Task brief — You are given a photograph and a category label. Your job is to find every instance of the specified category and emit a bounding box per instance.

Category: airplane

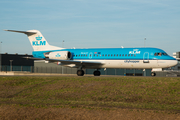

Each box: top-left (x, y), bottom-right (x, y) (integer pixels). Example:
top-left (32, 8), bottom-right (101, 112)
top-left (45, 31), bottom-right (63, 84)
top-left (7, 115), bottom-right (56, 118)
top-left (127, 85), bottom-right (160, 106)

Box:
top-left (4, 29), bottom-right (178, 76)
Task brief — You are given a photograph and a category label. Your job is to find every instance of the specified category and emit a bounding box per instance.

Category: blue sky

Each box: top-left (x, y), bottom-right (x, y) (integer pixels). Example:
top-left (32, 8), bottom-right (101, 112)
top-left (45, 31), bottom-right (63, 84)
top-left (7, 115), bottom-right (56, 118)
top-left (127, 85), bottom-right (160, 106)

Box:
top-left (0, 0), bottom-right (180, 55)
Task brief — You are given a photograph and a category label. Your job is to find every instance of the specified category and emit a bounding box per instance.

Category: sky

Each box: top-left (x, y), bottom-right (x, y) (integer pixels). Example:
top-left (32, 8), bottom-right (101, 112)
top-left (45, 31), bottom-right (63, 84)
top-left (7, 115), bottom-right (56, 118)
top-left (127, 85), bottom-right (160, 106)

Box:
top-left (0, 0), bottom-right (180, 55)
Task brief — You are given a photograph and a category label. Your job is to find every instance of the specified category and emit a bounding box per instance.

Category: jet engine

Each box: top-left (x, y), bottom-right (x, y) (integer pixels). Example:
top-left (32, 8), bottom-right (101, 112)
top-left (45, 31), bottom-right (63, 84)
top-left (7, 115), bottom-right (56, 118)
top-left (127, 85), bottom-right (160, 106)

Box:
top-left (44, 51), bottom-right (72, 60)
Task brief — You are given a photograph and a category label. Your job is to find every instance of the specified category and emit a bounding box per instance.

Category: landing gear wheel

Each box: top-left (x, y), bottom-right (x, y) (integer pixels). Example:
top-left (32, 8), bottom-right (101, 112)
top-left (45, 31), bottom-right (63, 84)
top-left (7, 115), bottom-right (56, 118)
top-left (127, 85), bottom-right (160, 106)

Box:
top-left (151, 72), bottom-right (156, 76)
top-left (93, 70), bottom-right (101, 76)
top-left (77, 70), bottom-right (84, 76)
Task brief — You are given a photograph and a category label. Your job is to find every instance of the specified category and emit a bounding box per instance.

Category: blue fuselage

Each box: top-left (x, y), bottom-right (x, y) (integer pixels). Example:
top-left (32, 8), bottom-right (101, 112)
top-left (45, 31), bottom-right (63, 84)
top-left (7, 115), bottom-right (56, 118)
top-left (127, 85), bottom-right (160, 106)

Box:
top-left (32, 47), bottom-right (176, 61)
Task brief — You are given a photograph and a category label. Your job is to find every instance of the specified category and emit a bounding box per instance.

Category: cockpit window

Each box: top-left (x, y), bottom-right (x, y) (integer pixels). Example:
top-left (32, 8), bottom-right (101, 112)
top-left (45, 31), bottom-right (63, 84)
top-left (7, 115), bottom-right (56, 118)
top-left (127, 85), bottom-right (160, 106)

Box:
top-left (162, 53), bottom-right (168, 56)
top-left (154, 52), bottom-right (168, 56)
top-left (158, 53), bottom-right (162, 56)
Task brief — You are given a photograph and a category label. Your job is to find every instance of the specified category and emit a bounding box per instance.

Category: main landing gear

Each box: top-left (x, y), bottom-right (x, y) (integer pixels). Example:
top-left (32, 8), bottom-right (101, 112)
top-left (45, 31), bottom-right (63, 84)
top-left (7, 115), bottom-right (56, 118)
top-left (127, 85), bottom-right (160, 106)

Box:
top-left (93, 70), bottom-right (101, 76)
top-left (77, 70), bottom-right (84, 76)
top-left (76, 69), bottom-right (101, 76)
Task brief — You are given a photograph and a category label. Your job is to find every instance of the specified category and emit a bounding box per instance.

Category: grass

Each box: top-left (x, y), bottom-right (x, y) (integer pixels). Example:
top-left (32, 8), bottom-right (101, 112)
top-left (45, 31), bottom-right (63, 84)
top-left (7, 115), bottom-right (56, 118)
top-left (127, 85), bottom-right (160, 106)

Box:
top-left (0, 76), bottom-right (180, 119)
top-left (0, 76), bottom-right (180, 111)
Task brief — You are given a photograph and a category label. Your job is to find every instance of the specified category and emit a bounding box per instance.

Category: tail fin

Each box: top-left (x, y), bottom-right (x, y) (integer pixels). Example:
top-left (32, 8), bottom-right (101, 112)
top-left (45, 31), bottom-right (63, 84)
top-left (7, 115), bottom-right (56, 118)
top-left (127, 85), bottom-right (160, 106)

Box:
top-left (4, 29), bottom-right (64, 51)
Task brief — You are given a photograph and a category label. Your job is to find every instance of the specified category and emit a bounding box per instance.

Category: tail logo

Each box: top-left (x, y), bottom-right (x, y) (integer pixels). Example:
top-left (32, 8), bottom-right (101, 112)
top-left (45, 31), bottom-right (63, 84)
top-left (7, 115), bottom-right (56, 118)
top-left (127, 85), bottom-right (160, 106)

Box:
top-left (55, 53), bottom-right (61, 57)
top-left (32, 35), bottom-right (46, 46)
top-left (36, 35), bottom-right (42, 40)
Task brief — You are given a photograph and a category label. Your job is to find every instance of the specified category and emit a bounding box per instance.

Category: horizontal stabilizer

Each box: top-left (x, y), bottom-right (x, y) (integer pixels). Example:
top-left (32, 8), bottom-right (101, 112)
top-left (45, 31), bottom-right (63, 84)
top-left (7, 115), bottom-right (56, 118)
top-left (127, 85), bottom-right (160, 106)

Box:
top-left (4, 29), bottom-right (36, 36)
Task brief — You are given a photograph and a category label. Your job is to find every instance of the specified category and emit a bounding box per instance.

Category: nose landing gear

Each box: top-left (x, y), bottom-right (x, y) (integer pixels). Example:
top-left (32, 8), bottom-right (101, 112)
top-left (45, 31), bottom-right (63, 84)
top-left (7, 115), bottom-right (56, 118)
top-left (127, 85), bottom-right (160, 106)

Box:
top-left (151, 72), bottom-right (156, 76)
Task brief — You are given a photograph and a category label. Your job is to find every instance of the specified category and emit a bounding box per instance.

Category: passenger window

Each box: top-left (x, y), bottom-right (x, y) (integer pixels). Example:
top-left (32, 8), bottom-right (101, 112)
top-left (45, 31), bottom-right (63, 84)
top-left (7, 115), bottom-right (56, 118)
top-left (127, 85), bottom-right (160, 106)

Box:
top-left (131, 54), bottom-right (133, 56)
top-left (108, 54), bottom-right (110, 56)
top-left (117, 54), bottom-right (118, 56)
top-left (128, 54), bottom-right (130, 56)
top-left (125, 54), bottom-right (127, 56)
top-left (122, 54), bottom-right (124, 56)
top-left (111, 54), bottom-right (113, 56)
top-left (134, 54), bottom-right (136, 56)
top-left (120, 54), bottom-right (121, 56)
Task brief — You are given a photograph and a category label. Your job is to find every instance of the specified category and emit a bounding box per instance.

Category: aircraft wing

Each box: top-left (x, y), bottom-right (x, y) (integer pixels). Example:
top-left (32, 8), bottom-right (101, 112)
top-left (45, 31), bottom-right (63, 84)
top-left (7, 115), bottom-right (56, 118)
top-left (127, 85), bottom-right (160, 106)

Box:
top-left (24, 57), bottom-right (104, 66)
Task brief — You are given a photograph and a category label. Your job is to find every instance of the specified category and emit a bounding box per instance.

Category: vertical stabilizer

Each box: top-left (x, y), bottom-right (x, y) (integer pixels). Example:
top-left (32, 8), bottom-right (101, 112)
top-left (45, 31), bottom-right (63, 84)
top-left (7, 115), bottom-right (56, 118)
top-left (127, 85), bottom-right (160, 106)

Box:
top-left (4, 29), bottom-right (64, 51)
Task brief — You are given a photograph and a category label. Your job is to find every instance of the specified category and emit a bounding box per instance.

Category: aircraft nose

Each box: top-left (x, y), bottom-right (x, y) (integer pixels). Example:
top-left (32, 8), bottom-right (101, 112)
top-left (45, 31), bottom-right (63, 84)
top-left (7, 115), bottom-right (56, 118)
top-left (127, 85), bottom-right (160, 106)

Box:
top-left (170, 60), bottom-right (178, 67)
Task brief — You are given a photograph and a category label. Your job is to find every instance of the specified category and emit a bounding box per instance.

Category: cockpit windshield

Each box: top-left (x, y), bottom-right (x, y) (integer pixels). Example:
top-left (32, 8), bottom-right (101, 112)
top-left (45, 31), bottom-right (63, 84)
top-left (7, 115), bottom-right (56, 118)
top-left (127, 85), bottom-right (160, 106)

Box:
top-left (154, 52), bottom-right (168, 56)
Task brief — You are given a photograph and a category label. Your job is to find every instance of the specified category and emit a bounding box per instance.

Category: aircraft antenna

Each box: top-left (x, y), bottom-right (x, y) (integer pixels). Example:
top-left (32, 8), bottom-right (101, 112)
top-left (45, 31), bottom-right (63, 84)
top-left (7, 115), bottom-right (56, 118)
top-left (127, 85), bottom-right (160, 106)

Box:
top-left (144, 38), bottom-right (146, 47)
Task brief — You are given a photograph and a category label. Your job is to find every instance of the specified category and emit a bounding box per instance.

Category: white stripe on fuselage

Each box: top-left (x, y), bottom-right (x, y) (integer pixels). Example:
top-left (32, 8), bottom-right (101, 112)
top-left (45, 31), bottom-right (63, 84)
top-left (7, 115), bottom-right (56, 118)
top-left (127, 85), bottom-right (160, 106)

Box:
top-left (66, 59), bottom-right (177, 69)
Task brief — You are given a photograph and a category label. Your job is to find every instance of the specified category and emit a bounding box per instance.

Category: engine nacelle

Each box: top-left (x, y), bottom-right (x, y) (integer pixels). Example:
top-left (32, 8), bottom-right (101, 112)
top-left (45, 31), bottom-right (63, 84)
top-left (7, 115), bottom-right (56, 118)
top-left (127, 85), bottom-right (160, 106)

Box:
top-left (44, 51), bottom-right (72, 60)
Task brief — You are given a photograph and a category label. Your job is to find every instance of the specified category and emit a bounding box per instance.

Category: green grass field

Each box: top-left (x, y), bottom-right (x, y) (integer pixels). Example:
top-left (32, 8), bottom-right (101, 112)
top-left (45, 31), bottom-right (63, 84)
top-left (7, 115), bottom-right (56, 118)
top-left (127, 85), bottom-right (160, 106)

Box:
top-left (0, 76), bottom-right (180, 119)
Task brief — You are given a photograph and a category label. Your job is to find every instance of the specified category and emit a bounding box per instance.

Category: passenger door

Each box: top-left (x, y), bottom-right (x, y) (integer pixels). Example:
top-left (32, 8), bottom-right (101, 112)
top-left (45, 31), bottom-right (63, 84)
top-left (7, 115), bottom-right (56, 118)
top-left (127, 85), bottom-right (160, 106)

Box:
top-left (143, 52), bottom-right (149, 63)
